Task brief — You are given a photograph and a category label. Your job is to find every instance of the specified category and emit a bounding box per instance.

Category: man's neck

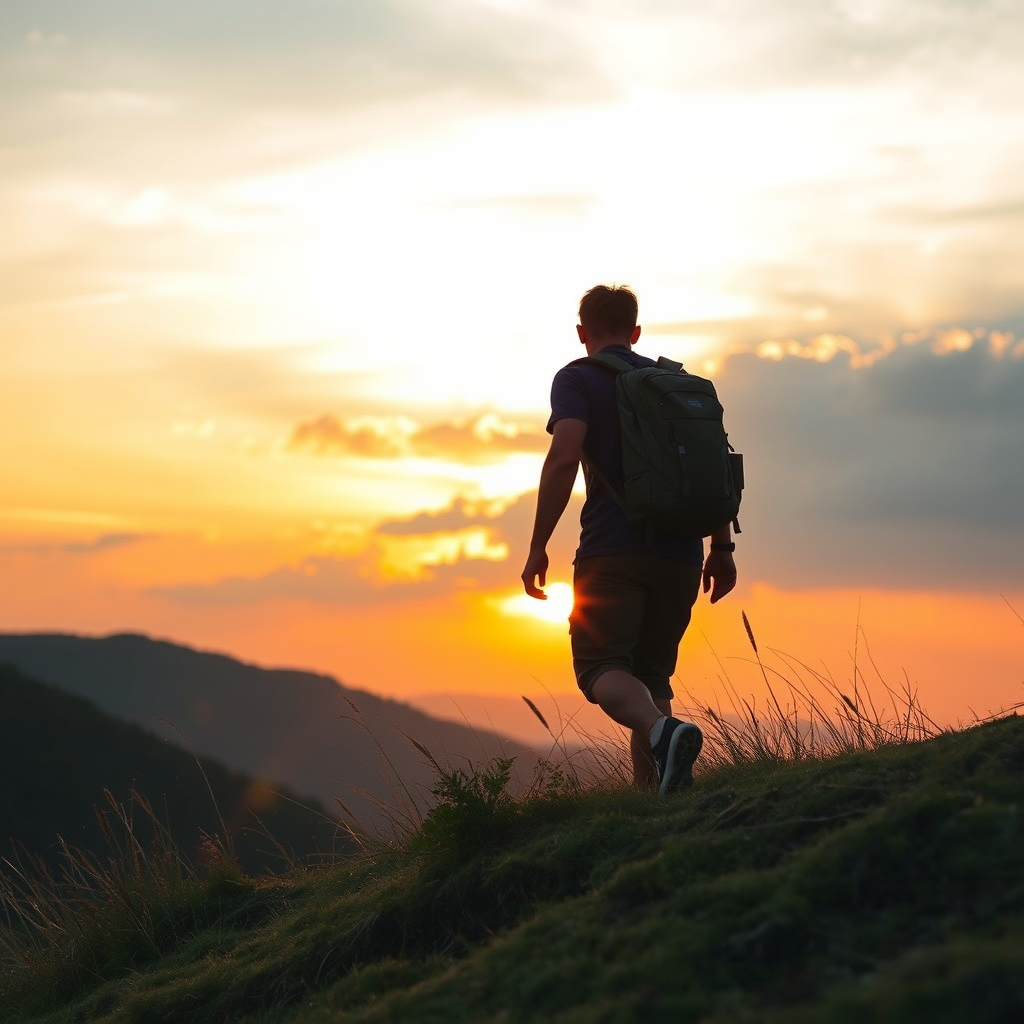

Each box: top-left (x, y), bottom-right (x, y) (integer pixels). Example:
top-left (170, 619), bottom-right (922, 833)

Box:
top-left (587, 339), bottom-right (633, 357)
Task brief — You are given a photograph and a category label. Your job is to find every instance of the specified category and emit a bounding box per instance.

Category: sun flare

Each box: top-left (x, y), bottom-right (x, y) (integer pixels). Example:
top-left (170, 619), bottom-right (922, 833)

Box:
top-left (497, 582), bottom-right (575, 625)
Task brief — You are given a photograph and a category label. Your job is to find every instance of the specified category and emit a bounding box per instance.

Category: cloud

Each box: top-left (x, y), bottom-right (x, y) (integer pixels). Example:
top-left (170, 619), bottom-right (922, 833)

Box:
top-left (375, 497), bottom-right (508, 536)
top-left (891, 197), bottom-right (1024, 226)
top-left (5, 0), bottom-right (1023, 358)
top-left (25, 30), bottom-right (68, 47)
top-left (2, 532), bottom-right (153, 556)
top-left (0, 1), bottom-right (608, 291)
top-left (2, 1), bottom-right (600, 116)
top-left (665, 0), bottom-right (1024, 93)
top-left (372, 491), bottom-right (548, 547)
top-left (716, 329), bottom-right (1024, 589)
top-left (151, 553), bottom-right (396, 608)
top-left (286, 415), bottom-right (414, 458)
top-left (285, 413), bottom-right (548, 463)
top-left (63, 532), bottom-right (153, 554)
top-left (150, 542), bottom-right (515, 608)
top-left (149, 491), bottom-right (575, 608)
top-left (414, 415), bottom-right (549, 461)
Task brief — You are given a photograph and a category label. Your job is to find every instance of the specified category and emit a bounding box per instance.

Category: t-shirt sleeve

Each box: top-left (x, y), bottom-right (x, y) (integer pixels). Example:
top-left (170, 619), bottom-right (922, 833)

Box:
top-left (546, 366), bottom-right (589, 435)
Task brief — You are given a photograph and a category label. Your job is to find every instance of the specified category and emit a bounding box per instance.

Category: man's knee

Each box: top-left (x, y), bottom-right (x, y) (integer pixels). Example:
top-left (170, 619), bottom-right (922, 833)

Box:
top-left (576, 659), bottom-right (631, 703)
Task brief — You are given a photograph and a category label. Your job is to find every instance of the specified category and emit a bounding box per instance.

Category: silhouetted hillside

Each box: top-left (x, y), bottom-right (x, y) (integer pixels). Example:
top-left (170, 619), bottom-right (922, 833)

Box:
top-left (0, 633), bottom-right (541, 830)
top-left (3, 713), bottom-right (1022, 1023)
top-left (0, 664), bottom-right (347, 874)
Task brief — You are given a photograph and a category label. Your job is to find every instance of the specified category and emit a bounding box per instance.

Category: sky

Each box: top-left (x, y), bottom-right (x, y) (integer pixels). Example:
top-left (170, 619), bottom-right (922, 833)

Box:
top-left (2, 0), bottom-right (1022, 747)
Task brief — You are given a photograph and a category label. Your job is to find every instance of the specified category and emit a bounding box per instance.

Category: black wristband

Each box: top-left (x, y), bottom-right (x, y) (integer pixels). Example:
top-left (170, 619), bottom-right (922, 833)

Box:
top-left (710, 542), bottom-right (736, 552)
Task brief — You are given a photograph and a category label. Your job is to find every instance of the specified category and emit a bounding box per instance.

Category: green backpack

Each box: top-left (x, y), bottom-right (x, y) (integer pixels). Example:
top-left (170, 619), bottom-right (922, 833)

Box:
top-left (571, 352), bottom-right (744, 538)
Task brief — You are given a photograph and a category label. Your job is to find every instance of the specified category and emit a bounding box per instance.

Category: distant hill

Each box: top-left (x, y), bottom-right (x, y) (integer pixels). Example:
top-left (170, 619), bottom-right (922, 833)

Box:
top-left (0, 664), bottom-right (348, 874)
top-left (0, 632), bottom-right (541, 831)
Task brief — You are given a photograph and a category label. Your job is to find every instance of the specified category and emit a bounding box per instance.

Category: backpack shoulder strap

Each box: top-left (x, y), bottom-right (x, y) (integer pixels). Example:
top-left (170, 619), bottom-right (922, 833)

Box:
top-left (563, 352), bottom-right (639, 522)
top-left (570, 353), bottom-right (685, 375)
top-left (568, 352), bottom-right (636, 375)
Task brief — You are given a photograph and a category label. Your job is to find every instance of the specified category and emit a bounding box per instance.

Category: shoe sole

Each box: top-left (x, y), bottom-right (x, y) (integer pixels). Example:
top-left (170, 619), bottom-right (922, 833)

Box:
top-left (658, 723), bottom-right (703, 795)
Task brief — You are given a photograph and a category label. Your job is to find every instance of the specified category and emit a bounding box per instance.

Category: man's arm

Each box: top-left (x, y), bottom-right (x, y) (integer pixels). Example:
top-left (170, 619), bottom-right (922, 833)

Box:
top-left (521, 417), bottom-right (587, 599)
top-left (702, 524), bottom-right (737, 605)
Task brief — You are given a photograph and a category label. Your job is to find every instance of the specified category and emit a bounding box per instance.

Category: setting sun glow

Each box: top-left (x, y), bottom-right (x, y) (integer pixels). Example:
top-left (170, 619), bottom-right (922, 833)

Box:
top-left (498, 582), bottom-right (575, 625)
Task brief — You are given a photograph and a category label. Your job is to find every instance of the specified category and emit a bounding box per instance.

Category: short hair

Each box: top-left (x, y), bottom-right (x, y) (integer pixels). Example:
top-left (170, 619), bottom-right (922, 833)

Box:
top-left (578, 284), bottom-right (638, 338)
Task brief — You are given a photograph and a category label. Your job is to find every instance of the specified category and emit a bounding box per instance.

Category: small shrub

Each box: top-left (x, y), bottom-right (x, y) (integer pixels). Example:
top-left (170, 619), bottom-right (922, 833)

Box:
top-left (412, 757), bottom-right (517, 856)
top-left (527, 757), bottom-right (584, 802)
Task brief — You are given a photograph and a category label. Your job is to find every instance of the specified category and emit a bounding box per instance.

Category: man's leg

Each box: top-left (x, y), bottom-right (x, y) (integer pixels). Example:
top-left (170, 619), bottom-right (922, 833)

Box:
top-left (626, 561), bottom-right (704, 790)
top-left (590, 670), bottom-right (671, 789)
top-left (573, 555), bottom-right (701, 792)
top-left (630, 696), bottom-right (673, 790)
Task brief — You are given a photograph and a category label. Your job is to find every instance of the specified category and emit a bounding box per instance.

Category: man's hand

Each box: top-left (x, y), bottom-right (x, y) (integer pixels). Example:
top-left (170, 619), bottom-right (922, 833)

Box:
top-left (702, 550), bottom-right (737, 604)
top-left (521, 548), bottom-right (549, 599)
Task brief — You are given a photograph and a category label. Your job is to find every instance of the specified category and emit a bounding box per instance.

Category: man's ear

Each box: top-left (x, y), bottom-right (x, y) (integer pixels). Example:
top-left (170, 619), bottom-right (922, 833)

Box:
top-left (576, 324), bottom-right (587, 344)
top-left (630, 325), bottom-right (641, 346)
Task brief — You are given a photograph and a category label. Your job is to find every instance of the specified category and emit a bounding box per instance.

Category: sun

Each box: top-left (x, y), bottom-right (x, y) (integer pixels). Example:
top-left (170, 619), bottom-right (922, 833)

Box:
top-left (497, 582), bottom-right (575, 625)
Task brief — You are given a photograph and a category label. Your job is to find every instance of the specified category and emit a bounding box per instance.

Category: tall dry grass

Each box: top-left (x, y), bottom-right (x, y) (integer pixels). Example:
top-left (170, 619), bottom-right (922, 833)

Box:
top-left (520, 608), bottom-right (1023, 785)
top-left (0, 788), bottom-right (238, 974)
top-left (674, 611), bottom-right (947, 771)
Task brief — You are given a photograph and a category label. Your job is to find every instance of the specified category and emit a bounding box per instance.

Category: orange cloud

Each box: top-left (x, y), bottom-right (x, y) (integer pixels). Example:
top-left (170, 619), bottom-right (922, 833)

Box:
top-left (1, 532), bottom-right (154, 556)
top-left (748, 326), bottom-right (1023, 371)
top-left (285, 415), bottom-right (415, 457)
top-left (286, 413), bottom-right (547, 463)
top-left (375, 496), bottom-right (516, 536)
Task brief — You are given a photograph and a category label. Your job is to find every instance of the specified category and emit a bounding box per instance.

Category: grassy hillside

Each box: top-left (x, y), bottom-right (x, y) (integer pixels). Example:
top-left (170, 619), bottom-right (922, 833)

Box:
top-left (0, 664), bottom-right (348, 875)
top-left (2, 713), bottom-right (1022, 1023)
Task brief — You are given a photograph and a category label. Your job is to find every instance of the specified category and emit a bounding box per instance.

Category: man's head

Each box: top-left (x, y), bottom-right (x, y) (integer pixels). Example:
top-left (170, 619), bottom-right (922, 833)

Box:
top-left (577, 284), bottom-right (640, 349)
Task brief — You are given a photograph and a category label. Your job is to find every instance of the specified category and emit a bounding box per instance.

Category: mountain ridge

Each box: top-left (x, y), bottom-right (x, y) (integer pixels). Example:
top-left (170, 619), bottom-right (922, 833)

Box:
top-left (0, 631), bottom-right (543, 830)
top-left (0, 663), bottom-right (346, 873)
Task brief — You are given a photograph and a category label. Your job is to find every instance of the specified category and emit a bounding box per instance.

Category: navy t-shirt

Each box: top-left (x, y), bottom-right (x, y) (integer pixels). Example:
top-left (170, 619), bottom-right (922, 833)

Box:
top-left (547, 345), bottom-right (704, 566)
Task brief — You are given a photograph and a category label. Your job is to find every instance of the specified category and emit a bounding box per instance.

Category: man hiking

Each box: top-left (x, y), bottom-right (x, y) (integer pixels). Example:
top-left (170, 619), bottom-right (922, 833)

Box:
top-left (521, 284), bottom-right (738, 793)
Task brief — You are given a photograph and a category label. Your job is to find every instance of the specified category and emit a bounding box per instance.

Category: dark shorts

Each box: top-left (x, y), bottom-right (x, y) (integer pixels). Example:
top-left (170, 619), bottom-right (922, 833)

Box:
top-left (570, 553), bottom-right (703, 703)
